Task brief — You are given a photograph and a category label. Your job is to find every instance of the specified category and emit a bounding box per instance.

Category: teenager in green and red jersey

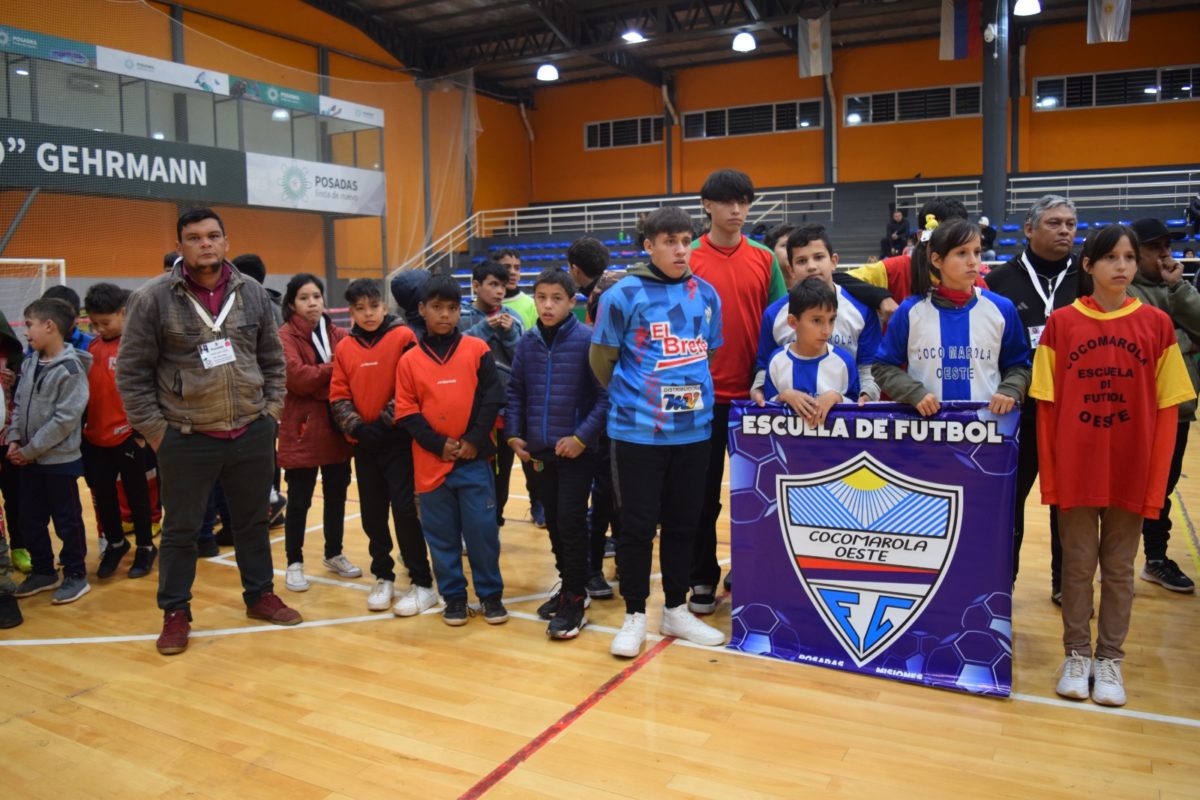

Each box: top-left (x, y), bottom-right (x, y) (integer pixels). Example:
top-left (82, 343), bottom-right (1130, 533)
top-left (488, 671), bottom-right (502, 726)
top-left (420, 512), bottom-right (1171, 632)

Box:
top-left (687, 169), bottom-right (786, 613)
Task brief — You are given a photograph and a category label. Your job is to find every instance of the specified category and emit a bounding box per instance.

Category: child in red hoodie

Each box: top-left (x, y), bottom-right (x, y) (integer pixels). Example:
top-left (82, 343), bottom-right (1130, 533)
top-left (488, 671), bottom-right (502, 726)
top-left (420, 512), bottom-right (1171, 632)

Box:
top-left (82, 283), bottom-right (156, 579)
top-left (330, 279), bottom-right (435, 617)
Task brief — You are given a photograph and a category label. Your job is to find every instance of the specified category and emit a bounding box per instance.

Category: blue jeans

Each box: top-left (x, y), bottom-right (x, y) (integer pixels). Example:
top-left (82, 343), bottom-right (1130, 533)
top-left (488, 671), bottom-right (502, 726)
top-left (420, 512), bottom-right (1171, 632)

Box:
top-left (418, 459), bottom-right (503, 601)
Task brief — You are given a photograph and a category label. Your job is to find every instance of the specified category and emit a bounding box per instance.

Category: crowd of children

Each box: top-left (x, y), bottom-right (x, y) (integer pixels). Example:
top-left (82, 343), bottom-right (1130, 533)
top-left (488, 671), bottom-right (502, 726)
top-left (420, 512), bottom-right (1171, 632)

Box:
top-left (0, 186), bottom-right (1193, 712)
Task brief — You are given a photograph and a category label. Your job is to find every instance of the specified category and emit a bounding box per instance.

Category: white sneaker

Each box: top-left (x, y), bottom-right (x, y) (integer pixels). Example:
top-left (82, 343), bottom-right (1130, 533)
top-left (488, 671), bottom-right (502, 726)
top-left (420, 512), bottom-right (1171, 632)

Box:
top-left (367, 579), bottom-right (395, 611)
top-left (1055, 651), bottom-right (1091, 700)
top-left (661, 604), bottom-right (726, 646)
top-left (285, 562), bottom-right (310, 592)
top-left (322, 554), bottom-right (363, 578)
top-left (1091, 657), bottom-right (1127, 706)
top-left (610, 612), bottom-right (647, 658)
top-left (393, 584), bottom-right (439, 617)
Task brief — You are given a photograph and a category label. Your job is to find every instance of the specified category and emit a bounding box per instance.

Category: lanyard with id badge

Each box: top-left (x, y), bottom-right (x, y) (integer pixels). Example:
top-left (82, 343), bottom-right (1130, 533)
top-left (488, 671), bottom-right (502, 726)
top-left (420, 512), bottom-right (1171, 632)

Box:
top-left (188, 293), bottom-right (238, 369)
top-left (1021, 253), bottom-right (1071, 350)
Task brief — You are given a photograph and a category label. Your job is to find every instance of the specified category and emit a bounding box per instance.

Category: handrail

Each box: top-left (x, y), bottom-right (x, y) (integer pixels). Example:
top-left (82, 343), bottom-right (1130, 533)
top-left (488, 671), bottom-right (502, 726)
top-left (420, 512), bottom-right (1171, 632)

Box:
top-left (396, 186), bottom-right (835, 275)
top-left (1006, 168), bottom-right (1199, 215)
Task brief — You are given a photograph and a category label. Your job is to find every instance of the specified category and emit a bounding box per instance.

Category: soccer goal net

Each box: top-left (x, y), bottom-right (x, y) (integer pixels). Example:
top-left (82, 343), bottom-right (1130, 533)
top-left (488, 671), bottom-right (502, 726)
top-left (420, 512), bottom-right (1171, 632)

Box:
top-left (0, 259), bottom-right (66, 327)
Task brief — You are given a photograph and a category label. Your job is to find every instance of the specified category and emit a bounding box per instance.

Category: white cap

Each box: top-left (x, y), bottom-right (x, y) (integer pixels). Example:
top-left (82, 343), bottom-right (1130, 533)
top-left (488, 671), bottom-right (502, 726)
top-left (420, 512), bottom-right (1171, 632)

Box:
top-left (979, 216), bottom-right (990, 226)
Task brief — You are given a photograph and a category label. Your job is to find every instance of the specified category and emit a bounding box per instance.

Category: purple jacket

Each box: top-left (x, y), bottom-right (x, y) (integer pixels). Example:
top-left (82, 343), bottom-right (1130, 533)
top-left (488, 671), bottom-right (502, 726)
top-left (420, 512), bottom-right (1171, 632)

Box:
top-left (506, 315), bottom-right (608, 454)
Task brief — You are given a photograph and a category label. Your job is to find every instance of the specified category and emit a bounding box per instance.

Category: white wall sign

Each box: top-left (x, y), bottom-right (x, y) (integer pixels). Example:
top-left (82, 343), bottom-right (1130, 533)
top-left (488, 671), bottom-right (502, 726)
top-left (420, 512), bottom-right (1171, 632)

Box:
top-left (245, 152), bottom-right (385, 216)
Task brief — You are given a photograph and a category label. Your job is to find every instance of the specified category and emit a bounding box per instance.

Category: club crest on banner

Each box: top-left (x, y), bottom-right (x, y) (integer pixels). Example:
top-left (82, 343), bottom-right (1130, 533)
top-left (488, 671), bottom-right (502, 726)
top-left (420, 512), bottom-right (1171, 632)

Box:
top-left (777, 452), bottom-right (962, 667)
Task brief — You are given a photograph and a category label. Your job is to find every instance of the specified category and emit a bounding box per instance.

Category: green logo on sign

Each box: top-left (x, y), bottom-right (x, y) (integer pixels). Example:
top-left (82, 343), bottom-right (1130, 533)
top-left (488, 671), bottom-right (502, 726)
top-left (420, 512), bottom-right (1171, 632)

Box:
top-left (279, 163), bottom-right (310, 203)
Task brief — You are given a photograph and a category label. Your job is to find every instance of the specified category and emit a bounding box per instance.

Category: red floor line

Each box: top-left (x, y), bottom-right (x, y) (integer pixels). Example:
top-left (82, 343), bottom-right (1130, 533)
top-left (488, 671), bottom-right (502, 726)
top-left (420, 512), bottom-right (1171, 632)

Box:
top-left (458, 635), bottom-right (676, 800)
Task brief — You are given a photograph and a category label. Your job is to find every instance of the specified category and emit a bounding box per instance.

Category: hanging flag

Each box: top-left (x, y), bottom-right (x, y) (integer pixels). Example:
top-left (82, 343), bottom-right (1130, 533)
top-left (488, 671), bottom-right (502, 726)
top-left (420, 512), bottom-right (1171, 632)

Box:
top-left (1087, 0), bottom-right (1131, 44)
top-left (797, 12), bottom-right (832, 78)
top-left (939, 0), bottom-right (981, 61)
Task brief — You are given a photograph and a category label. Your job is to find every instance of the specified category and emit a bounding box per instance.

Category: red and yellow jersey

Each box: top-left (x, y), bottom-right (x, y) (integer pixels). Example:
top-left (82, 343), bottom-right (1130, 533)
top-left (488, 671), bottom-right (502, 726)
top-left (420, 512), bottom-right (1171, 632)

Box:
top-left (84, 335), bottom-right (133, 447)
top-left (1030, 296), bottom-right (1195, 517)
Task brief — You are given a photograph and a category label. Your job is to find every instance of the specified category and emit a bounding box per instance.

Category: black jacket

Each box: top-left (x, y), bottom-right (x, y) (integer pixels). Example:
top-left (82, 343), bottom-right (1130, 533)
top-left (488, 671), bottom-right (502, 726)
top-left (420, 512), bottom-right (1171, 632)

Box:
top-left (984, 248), bottom-right (1081, 337)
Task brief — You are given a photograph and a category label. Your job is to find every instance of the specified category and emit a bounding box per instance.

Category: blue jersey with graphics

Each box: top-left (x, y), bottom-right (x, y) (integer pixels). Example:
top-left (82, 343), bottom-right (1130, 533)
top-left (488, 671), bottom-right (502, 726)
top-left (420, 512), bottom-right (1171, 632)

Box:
top-left (762, 343), bottom-right (860, 402)
top-left (593, 271), bottom-right (723, 445)
top-left (876, 289), bottom-right (1030, 401)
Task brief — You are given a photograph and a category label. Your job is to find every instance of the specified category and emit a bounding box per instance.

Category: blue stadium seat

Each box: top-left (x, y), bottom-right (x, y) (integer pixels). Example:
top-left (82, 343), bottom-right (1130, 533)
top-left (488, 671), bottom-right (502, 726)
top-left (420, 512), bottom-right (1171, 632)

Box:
top-left (1118, 220), bottom-right (1131, 226)
top-left (1076, 222), bottom-right (1088, 230)
top-left (1001, 224), bottom-right (1020, 232)
top-left (603, 239), bottom-right (618, 247)
top-left (998, 238), bottom-right (1018, 247)
top-left (1167, 219), bottom-right (1187, 227)
top-left (1093, 220), bottom-right (1113, 227)
top-left (1074, 237), bottom-right (1085, 244)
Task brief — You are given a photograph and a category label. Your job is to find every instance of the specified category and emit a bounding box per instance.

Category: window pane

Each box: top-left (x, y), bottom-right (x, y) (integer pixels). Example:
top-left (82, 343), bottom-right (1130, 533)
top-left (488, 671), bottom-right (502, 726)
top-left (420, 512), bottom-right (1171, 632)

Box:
top-left (775, 102), bottom-right (798, 131)
top-left (1065, 75), bottom-right (1093, 107)
top-left (924, 87), bottom-right (952, 118)
top-left (120, 79), bottom-right (147, 136)
top-left (147, 84), bottom-right (179, 142)
top-left (243, 100), bottom-right (293, 156)
top-left (1095, 69), bottom-right (1156, 106)
top-left (639, 117), bottom-right (652, 143)
top-left (38, 61), bottom-right (121, 133)
top-left (586, 123), bottom-right (599, 149)
top-left (653, 117), bottom-right (664, 141)
top-left (846, 95), bottom-right (869, 124)
top-left (727, 104), bottom-right (772, 136)
top-left (704, 109), bottom-right (726, 137)
top-left (955, 85), bottom-right (980, 116)
top-left (1161, 67), bottom-right (1193, 101)
top-left (683, 112), bottom-right (704, 139)
top-left (612, 118), bottom-right (638, 147)
top-left (214, 98), bottom-right (239, 149)
top-left (598, 121), bottom-right (610, 148)
top-left (293, 113), bottom-right (318, 161)
top-left (870, 93), bottom-right (895, 123)
top-left (185, 92), bottom-right (215, 146)
top-left (797, 101), bottom-right (821, 128)
top-left (1035, 78), bottom-right (1064, 110)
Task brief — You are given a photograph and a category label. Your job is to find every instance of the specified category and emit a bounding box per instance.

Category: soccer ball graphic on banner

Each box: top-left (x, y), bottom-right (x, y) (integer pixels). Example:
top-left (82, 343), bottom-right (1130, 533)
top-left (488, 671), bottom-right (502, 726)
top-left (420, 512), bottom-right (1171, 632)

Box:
top-left (728, 429), bottom-right (789, 524)
top-left (924, 592), bottom-right (1013, 693)
top-left (730, 603), bottom-right (802, 659)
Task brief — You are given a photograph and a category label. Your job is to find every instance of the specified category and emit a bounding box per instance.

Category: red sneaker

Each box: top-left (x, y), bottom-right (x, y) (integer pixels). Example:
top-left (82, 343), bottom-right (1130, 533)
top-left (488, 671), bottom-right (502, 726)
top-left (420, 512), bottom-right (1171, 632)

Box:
top-left (156, 610), bottom-right (190, 655)
top-left (246, 592), bottom-right (302, 625)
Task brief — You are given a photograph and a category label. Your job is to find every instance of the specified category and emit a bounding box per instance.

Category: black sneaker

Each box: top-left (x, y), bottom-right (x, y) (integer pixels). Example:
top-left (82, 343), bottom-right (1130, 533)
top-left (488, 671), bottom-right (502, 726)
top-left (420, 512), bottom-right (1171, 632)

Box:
top-left (604, 537), bottom-right (616, 559)
top-left (723, 571), bottom-right (732, 591)
top-left (97, 538), bottom-right (131, 579)
top-left (586, 573), bottom-right (614, 599)
top-left (537, 590), bottom-right (562, 620)
top-left (0, 594), bottom-right (22, 629)
top-left (443, 596), bottom-right (470, 626)
top-left (129, 545), bottom-right (158, 579)
top-left (1051, 585), bottom-right (1062, 606)
top-left (547, 592), bottom-right (587, 639)
top-left (1141, 558), bottom-right (1196, 593)
top-left (481, 596), bottom-right (508, 625)
top-left (687, 585), bottom-right (717, 615)
top-left (197, 537), bottom-right (220, 558)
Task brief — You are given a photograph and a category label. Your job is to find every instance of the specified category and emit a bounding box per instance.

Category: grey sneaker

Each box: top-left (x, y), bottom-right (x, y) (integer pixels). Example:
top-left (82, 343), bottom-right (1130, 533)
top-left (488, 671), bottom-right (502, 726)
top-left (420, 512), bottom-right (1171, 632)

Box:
top-left (14, 572), bottom-right (62, 598)
top-left (51, 575), bottom-right (91, 605)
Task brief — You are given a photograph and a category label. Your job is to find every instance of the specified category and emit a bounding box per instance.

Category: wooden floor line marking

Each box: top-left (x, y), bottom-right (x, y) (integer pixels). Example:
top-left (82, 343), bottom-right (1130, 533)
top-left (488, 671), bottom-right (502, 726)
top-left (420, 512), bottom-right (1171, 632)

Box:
top-left (1171, 487), bottom-right (1200, 579)
top-left (457, 635), bottom-right (675, 800)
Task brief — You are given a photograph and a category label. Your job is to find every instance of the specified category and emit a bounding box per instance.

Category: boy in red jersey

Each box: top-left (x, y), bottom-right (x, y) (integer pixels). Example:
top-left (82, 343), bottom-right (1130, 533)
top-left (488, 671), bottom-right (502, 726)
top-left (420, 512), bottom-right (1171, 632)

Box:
top-left (330, 279), bottom-right (436, 616)
top-left (396, 274), bottom-right (507, 627)
top-left (687, 169), bottom-right (786, 609)
top-left (82, 283), bottom-right (156, 579)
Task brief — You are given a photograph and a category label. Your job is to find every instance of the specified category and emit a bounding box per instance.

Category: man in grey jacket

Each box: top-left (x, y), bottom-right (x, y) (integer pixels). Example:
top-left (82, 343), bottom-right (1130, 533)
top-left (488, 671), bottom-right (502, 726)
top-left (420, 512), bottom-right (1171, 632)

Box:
top-left (1126, 218), bottom-right (1200, 594)
top-left (117, 208), bottom-right (298, 655)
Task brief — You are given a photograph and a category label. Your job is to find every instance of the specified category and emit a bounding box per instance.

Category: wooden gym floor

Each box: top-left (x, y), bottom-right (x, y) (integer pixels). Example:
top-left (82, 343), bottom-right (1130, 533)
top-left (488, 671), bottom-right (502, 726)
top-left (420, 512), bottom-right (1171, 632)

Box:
top-left (3, 433), bottom-right (1200, 799)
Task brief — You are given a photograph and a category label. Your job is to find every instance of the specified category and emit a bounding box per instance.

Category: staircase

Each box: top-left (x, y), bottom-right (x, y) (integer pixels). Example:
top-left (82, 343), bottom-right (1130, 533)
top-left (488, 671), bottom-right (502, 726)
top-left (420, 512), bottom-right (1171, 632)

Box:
top-left (828, 180), bottom-right (896, 264)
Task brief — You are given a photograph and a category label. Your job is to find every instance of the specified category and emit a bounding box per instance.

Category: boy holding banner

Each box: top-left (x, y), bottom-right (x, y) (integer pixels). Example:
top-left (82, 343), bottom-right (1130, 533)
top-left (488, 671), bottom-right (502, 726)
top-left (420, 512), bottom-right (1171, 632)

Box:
top-left (752, 224), bottom-right (881, 407)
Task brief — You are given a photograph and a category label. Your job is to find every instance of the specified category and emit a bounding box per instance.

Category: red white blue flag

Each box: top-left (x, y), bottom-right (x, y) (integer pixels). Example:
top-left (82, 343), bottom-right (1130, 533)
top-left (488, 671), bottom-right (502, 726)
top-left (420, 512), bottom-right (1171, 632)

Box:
top-left (939, 0), bottom-right (981, 61)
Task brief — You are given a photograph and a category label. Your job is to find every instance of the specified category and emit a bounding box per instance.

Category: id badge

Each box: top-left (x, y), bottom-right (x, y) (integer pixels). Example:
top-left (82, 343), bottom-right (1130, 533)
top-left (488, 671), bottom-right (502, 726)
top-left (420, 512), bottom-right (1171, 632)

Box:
top-left (1027, 325), bottom-right (1045, 350)
top-left (661, 384), bottom-right (704, 413)
top-left (198, 338), bottom-right (236, 369)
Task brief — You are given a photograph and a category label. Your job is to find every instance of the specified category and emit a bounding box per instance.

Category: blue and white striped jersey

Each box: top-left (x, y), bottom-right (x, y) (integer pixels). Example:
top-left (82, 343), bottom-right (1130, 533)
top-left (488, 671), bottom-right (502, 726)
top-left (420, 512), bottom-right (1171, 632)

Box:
top-left (762, 343), bottom-right (860, 402)
top-left (875, 289), bottom-right (1031, 401)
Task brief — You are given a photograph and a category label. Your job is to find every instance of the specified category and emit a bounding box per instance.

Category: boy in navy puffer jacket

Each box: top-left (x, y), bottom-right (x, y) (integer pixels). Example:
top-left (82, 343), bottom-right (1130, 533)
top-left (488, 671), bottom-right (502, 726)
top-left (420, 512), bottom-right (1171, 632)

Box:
top-left (506, 269), bottom-right (608, 640)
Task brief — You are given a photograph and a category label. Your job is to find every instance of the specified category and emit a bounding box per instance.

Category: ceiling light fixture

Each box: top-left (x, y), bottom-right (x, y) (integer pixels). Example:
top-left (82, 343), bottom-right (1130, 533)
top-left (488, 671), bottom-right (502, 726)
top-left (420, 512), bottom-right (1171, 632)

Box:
top-left (1013, 0), bottom-right (1041, 16)
top-left (271, 108), bottom-right (290, 121)
top-left (14, 68), bottom-right (29, 76)
top-left (622, 30), bottom-right (647, 44)
top-left (536, 63), bottom-right (559, 81)
top-left (846, 112), bottom-right (862, 125)
top-left (732, 31), bottom-right (757, 53)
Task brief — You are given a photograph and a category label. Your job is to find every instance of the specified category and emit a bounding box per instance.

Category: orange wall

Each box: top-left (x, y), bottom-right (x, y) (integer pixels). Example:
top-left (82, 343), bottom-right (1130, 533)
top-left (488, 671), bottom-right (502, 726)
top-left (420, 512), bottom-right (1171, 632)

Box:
top-left (1021, 10), bottom-right (1200, 173)
top-left (476, 96), bottom-right (532, 211)
top-left (529, 77), bottom-right (666, 202)
top-left (674, 58), bottom-right (826, 192)
top-left (832, 38), bottom-right (986, 182)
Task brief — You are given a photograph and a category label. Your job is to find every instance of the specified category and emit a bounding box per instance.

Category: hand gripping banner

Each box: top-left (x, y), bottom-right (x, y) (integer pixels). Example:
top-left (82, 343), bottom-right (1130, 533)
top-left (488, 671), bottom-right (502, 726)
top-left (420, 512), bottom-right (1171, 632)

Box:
top-left (727, 401), bottom-right (1020, 697)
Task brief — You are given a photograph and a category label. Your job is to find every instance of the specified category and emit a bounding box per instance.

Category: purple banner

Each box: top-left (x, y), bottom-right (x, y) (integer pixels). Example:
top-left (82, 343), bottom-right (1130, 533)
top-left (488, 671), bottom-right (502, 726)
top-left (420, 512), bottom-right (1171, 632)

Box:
top-left (728, 401), bottom-right (1019, 697)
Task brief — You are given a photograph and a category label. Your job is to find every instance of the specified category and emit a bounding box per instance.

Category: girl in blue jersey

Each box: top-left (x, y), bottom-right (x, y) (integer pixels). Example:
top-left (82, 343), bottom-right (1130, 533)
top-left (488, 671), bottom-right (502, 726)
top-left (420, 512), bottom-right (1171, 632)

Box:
top-left (873, 219), bottom-right (1031, 416)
